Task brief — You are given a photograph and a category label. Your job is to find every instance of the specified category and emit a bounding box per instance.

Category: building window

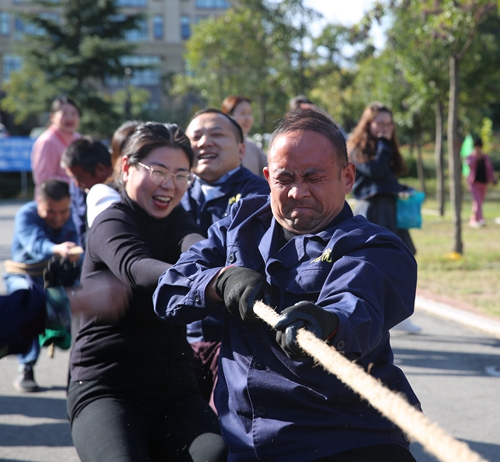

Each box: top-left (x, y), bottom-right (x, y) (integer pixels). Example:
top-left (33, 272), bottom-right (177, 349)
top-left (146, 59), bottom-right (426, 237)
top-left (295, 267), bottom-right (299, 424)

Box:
top-left (195, 0), bottom-right (230, 8)
top-left (195, 15), bottom-right (209, 24)
top-left (122, 55), bottom-right (161, 85)
top-left (14, 17), bottom-right (23, 40)
top-left (116, 0), bottom-right (147, 6)
top-left (153, 15), bottom-right (163, 39)
top-left (125, 19), bottom-right (148, 41)
top-left (13, 13), bottom-right (59, 39)
top-left (0, 12), bottom-right (10, 36)
top-left (3, 54), bottom-right (22, 82)
top-left (181, 16), bottom-right (190, 40)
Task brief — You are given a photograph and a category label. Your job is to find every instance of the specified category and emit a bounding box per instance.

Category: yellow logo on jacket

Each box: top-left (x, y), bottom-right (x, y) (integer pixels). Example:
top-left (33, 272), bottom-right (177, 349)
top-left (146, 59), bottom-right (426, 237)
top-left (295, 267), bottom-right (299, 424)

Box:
top-left (311, 248), bottom-right (333, 264)
top-left (228, 194), bottom-right (242, 206)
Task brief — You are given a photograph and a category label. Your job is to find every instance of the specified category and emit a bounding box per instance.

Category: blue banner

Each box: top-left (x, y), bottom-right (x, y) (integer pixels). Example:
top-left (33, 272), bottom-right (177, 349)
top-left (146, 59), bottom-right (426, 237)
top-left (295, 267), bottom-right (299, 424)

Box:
top-left (0, 137), bottom-right (34, 172)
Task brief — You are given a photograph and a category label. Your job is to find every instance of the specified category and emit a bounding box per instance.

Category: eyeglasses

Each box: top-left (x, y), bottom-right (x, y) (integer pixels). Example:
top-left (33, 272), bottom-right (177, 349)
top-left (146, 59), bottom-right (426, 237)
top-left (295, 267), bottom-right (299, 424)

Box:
top-left (137, 162), bottom-right (193, 187)
top-left (372, 121), bottom-right (393, 128)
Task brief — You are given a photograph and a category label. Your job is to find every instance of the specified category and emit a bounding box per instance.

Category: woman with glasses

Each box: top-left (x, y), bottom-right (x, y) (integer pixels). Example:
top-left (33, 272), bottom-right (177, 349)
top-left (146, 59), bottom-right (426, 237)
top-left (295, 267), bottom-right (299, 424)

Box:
top-left (348, 103), bottom-right (421, 333)
top-left (67, 122), bottom-right (227, 462)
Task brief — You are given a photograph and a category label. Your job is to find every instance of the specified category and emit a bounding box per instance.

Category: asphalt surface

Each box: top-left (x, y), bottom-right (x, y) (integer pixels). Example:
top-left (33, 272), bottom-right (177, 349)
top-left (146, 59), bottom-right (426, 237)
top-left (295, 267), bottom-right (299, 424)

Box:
top-left (0, 200), bottom-right (499, 462)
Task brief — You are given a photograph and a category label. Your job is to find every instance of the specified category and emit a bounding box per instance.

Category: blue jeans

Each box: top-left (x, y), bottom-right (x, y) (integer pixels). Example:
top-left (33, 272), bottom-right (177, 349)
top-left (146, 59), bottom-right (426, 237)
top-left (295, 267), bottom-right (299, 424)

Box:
top-left (4, 274), bottom-right (42, 366)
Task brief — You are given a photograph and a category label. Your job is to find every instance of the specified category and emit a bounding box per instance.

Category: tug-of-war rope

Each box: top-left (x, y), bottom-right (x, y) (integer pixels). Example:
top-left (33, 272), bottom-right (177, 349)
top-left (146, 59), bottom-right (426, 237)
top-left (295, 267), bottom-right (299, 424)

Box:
top-left (253, 301), bottom-right (488, 462)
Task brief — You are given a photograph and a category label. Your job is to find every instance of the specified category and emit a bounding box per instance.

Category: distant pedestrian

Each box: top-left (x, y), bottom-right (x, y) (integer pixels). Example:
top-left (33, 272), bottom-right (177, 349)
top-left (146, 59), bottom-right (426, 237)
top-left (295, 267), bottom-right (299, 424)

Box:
top-left (31, 96), bottom-right (81, 198)
top-left (288, 94), bottom-right (346, 139)
top-left (466, 137), bottom-right (497, 228)
top-left (221, 95), bottom-right (267, 177)
top-left (347, 102), bottom-right (420, 333)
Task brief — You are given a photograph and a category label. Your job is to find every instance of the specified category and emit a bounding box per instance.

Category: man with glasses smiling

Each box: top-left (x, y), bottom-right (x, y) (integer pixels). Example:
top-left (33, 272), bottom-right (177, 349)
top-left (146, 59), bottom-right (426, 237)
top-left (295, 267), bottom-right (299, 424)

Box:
top-left (155, 109), bottom-right (420, 461)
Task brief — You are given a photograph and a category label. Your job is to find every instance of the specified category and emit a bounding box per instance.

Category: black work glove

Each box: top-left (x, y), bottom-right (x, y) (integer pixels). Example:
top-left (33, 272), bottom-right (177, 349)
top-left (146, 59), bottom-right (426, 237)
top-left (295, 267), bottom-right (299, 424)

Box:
top-left (215, 266), bottom-right (273, 322)
top-left (275, 301), bottom-right (339, 361)
top-left (43, 257), bottom-right (81, 289)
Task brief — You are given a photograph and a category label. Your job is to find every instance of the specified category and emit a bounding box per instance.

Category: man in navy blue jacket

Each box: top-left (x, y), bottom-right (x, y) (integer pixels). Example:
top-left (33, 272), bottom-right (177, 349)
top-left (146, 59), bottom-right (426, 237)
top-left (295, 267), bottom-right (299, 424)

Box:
top-left (183, 108), bottom-right (270, 406)
top-left (183, 108), bottom-right (269, 234)
top-left (155, 109), bottom-right (420, 461)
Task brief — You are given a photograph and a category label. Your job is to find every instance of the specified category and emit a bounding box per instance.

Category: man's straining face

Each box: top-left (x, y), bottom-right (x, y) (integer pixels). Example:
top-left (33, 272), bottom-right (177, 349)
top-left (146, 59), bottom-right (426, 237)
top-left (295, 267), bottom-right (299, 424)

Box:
top-left (264, 130), bottom-right (355, 235)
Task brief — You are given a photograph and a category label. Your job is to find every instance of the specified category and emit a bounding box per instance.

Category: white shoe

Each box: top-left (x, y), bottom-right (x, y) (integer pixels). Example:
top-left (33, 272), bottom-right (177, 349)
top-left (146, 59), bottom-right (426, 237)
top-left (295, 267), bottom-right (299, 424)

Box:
top-left (392, 318), bottom-right (422, 334)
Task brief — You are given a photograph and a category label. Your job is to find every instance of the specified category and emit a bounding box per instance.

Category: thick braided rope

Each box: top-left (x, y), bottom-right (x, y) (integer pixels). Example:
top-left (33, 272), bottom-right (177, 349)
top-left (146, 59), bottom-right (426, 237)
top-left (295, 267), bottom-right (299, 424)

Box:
top-left (253, 301), bottom-right (488, 462)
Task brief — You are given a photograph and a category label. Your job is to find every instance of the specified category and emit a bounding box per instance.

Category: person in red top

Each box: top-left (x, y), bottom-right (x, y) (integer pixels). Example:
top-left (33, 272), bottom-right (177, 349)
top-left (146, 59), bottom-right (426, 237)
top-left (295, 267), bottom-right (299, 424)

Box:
top-left (466, 137), bottom-right (497, 227)
top-left (30, 96), bottom-right (81, 197)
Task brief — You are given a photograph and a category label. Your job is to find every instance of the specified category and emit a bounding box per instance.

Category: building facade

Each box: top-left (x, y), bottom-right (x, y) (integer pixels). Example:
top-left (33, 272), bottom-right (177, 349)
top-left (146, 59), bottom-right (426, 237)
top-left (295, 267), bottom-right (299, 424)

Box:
top-left (0, 0), bottom-right (229, 113)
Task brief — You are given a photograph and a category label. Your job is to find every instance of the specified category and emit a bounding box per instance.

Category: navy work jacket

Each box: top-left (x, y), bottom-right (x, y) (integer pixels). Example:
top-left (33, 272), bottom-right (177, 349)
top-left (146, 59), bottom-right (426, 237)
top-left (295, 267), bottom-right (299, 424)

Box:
top-left (182, 166), bottom-right (269, 343)
top-left (181, 166), bottom-right (269, 237)
top-left (351, 138), bottom-right (409, 200)
top-left (154, 195), bottom-right (420, 461)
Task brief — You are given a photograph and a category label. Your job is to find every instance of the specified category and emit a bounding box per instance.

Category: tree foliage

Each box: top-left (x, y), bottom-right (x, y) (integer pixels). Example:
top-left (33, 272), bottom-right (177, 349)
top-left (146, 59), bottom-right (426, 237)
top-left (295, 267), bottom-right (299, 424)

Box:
top-left (172, 0), bottom-right (320, 133)
top-left (1, 0), bottom-right (144, 137)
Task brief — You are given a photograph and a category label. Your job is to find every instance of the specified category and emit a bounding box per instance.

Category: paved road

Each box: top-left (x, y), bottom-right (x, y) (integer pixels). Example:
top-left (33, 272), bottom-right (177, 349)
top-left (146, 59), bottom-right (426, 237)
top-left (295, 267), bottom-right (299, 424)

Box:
top-left (0, 200), bottom-right (499, 462)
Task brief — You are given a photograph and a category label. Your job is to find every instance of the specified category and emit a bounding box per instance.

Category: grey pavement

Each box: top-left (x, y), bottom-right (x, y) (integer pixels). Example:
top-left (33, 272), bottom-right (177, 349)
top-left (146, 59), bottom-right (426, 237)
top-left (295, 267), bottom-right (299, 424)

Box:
top-left (0, 200), bottom-right (499, 462)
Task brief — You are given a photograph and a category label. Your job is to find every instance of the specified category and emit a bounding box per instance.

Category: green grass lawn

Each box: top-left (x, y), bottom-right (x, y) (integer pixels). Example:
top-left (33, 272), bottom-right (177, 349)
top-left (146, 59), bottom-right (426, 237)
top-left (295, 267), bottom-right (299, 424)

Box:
top-left (411, 187), bottom-right (500, 318)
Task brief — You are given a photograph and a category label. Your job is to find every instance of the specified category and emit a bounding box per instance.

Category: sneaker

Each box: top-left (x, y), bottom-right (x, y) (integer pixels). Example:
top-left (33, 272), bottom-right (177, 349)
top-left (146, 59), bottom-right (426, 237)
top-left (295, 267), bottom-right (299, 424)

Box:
top-left (392, 318), bottom-right (422, 334)
top-left (14, 364), bottom-right (40, 392)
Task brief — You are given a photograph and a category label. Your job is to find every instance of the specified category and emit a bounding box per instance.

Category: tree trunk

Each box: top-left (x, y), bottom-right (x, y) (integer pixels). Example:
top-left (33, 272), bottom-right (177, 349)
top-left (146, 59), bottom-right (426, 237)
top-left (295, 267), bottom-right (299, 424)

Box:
top-left (415, 118), bottom-right (426, 193)
top-left (447, 55), bottom-right (463, 254)
top-left (259, 94), bottom-right (266, 135)
top-left (434, 98), bottom-right (445, 216)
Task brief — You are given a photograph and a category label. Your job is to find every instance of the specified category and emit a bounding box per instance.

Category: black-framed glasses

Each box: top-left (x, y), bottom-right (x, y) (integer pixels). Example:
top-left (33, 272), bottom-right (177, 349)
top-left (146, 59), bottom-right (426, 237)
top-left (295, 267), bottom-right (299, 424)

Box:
top-left (137, 162), bottom-right (193, 187)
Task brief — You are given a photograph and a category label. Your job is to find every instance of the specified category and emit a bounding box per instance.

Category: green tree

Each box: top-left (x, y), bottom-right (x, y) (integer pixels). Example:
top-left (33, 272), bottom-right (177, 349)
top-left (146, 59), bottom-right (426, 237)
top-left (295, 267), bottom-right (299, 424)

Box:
top-left (308, 23), bottom-right (371, 130)
top-left (172, 0), bottom-right (319, 133)
top-left (417, 0), bottom-right (497, 255)
top-left (1, 0), bottom-right (143, 137)
top-left (459, 14), bottom-right (500, 131)
top-left (387, 2), bottom-right (450, 214)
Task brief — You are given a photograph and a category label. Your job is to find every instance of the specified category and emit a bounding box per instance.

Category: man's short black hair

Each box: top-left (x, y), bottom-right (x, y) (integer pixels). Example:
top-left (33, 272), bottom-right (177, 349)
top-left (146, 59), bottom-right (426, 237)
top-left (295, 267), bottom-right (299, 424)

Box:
top-left (269, 109), bottom-right (348, 165)
top-left (39, 179), bottom-right (70, 202)
top-left (474, 137), bottom-right (483, 147)
top-left (190, 108), bottom-right (244, 143)
top-left (61, 136), bottom-right (111, 174)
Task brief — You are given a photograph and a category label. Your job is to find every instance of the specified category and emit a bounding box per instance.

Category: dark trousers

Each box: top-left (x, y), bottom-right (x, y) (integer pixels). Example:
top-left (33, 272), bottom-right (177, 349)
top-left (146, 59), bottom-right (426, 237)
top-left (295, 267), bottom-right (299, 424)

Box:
top-left (67, 379), bottom-right (227, 462)
top-left (190, 340), bottom-right (221, 412)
